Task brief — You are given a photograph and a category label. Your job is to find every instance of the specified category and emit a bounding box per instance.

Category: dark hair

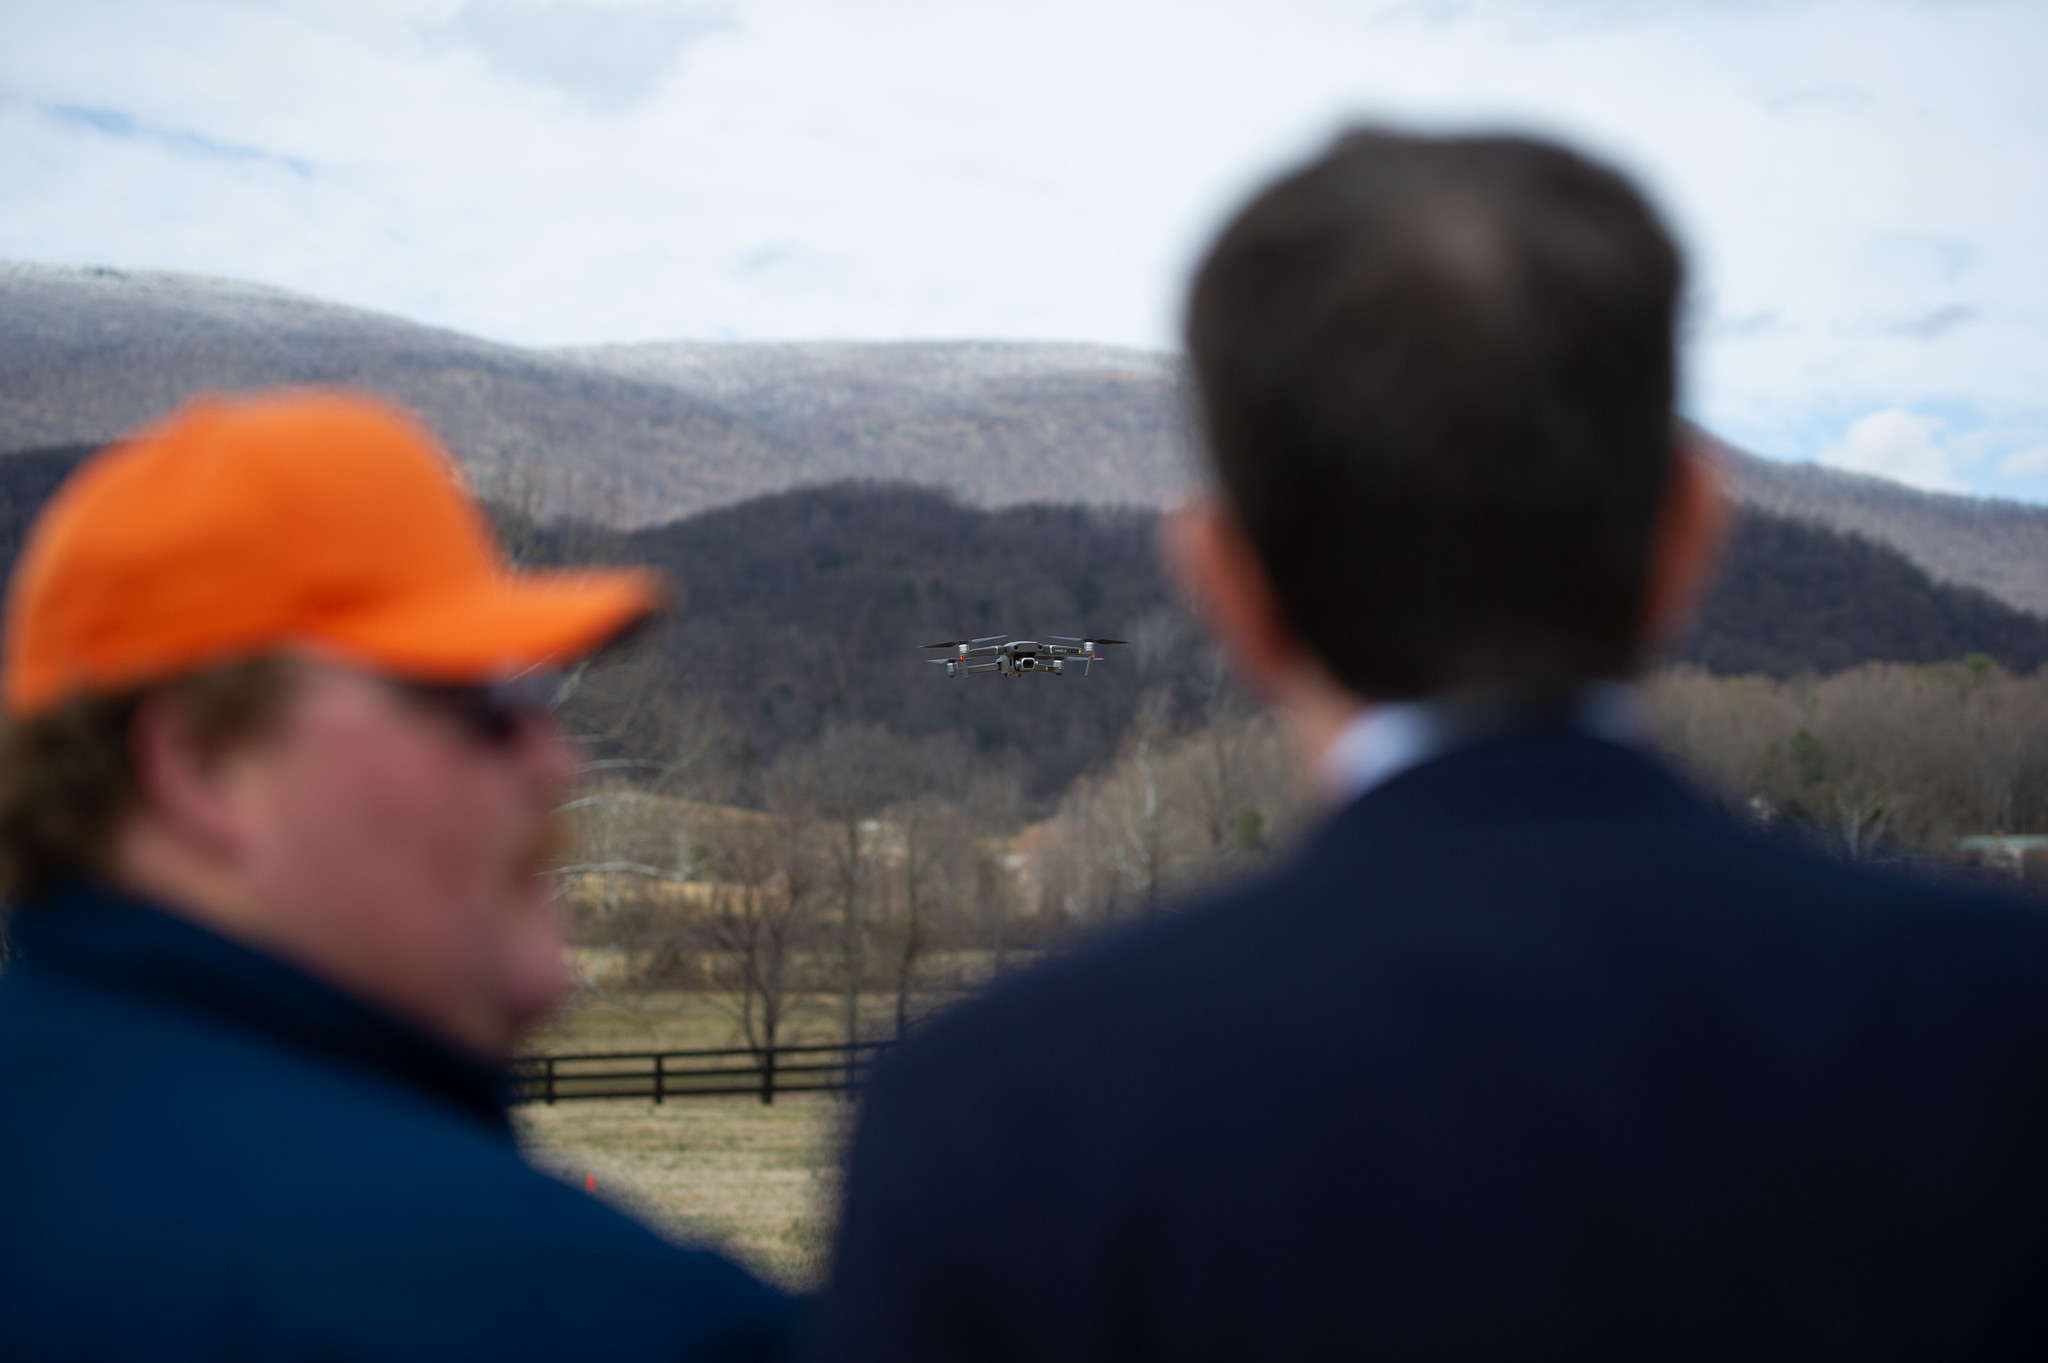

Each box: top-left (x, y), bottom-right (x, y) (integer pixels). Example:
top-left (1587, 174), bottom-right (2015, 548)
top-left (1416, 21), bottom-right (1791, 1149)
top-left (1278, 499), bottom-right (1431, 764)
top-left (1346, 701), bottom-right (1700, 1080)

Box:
top-left (0, 659), bottom-right (292, 904)
top-left (1185, 128), bottom-right (1684, 698)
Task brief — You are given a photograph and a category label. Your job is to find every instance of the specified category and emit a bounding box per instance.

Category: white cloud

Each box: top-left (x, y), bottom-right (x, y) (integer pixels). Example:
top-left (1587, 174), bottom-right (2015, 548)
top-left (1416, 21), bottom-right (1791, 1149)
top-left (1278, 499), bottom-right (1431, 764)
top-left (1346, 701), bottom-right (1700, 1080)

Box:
top-left (2001, 445), bottom-right (2048, 477)
top-left (1817, 409), bottom-right (1971, 495)
top-left (1884, 304), bottom-right (1976, 340)
top-left (0, 0), bottom-right (2045, 496)
top-left (430, 0), bottom-right (732, 114)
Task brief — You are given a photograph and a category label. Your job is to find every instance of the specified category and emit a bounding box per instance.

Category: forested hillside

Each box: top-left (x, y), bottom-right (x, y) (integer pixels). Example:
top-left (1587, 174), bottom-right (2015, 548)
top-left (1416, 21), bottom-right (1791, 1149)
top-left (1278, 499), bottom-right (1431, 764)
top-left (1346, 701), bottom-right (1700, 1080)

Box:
top-left (543, 482), bottom-right (2048, 801)
top-left (520, 485), bottom-right (1193, 801)
top-left (1685, 511), bottom-right (2048, 675)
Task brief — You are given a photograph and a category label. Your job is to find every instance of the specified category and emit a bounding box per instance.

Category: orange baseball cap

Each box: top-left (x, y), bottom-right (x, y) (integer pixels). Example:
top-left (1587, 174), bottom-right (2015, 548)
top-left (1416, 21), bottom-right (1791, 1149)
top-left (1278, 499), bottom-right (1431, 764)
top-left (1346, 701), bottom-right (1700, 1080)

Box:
top-left (3, 390), bottom-right (663, 717)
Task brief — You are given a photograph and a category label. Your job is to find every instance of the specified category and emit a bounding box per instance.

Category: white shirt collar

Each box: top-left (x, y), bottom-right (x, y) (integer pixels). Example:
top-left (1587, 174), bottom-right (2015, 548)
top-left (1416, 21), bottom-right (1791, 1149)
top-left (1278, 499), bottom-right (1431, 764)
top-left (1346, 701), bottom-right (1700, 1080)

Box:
top-left (1316, 682), bottom-right (1643, 808)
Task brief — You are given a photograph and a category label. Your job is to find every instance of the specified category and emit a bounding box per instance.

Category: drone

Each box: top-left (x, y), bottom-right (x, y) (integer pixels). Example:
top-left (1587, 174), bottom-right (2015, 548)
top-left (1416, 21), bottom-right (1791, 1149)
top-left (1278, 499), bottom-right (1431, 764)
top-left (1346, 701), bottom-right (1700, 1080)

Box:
top-left (923, 635), bottom-right (1128, 679)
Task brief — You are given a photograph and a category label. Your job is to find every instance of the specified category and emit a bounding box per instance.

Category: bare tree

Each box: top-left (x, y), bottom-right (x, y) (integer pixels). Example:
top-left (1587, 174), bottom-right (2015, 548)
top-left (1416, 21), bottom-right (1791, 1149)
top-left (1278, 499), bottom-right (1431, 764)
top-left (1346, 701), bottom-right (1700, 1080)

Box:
top-left (768, 724), bottom-right (917, 1090)
top-left (552, 780), bottom-right (706, 990)
top-left (1116, 689), bottom-right (1176, 919)
top-left (1646, 660), bottom-right (2048, 864)
top-left (481, 449), bottom-right (628, 569)
top-left (698, 810), bottom-right (825, 1103)
top-left (963, 765), bottom-right (1027, 974)
top-left (877, 793), bottom-right (978, 1038)
top-left (1031, 694), bottom-right (1297, 926)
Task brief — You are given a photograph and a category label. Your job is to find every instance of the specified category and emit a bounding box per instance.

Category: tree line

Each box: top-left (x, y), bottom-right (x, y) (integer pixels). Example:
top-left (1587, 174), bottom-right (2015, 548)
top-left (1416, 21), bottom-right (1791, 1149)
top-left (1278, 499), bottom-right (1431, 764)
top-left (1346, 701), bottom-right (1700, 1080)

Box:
top-left (1037, 659), bottom-right (2048, 924)
top-left (552, 657), bottom-right (2048, 1062)
top-left (552, 719), bottom-right (1052, 1066)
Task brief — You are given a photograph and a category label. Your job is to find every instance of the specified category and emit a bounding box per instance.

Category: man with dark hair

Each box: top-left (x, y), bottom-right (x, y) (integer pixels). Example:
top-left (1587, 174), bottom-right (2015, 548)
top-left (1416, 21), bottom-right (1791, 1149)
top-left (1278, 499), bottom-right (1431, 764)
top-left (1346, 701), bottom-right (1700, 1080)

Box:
top-left (0, 392), bottom-right (794, 1360)
top-left (813, 130), bottom-right (2048, 1359)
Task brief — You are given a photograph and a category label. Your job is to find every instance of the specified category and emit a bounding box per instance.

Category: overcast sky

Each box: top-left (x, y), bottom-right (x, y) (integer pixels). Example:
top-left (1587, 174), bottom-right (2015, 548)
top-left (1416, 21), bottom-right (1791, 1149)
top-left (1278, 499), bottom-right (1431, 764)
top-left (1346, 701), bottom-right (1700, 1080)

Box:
top-left (3, 0), bottom-right (2044, 499)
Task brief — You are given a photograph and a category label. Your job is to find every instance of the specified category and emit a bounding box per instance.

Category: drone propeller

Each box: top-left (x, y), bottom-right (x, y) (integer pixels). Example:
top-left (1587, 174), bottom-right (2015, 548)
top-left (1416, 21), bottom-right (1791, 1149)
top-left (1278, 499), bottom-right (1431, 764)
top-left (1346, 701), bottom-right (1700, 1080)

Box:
top-left (921, 635), bottom-right (1008, 649)
top-left (1047, 636), bottom-right (1128, 645)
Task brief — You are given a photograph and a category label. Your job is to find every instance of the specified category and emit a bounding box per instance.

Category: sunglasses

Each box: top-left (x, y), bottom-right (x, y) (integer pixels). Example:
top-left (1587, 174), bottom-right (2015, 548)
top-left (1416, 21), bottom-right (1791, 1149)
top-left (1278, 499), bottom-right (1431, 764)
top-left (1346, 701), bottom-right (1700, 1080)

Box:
top-left (389, 669), bottom-right (566, 747)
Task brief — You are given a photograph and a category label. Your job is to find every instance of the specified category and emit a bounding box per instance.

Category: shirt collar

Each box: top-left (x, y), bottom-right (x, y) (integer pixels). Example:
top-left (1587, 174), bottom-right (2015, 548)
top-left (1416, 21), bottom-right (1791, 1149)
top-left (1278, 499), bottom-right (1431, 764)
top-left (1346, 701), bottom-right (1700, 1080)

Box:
top-left (6, 881), bottom-right (514, 1132)
top-left (1317, 681), bottom-right (1644, 808)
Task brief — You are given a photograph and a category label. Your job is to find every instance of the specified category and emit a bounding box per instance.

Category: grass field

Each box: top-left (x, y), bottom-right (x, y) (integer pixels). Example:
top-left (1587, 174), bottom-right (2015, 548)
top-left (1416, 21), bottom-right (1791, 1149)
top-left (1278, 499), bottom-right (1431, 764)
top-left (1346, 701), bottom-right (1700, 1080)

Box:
top-left (527, 984), bottom-right (910, 1054)
top-left (515, 1093), bottom-right (849, 1288)
top-left (514, 988), bottom-right (869, 1288)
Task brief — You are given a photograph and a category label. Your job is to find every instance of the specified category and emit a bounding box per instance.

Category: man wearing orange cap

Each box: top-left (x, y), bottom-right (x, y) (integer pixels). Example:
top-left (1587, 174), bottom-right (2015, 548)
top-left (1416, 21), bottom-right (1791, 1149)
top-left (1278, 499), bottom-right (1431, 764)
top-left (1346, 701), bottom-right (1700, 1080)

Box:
top-left (0, 392), bottom-right (793, 1359)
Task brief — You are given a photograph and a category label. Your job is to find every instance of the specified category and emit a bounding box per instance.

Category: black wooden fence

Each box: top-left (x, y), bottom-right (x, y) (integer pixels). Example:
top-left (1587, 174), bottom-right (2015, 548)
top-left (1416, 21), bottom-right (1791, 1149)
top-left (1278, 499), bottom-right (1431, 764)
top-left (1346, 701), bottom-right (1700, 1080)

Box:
top-left (510, 1040), bottom-right (893, 1106)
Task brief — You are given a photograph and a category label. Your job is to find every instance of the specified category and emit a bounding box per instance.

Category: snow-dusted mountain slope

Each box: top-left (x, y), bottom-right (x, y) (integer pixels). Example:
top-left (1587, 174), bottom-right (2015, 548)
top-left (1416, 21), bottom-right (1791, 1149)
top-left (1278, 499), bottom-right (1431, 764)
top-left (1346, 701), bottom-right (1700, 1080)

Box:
top-left (5, 262), bottom-right (2043, 614)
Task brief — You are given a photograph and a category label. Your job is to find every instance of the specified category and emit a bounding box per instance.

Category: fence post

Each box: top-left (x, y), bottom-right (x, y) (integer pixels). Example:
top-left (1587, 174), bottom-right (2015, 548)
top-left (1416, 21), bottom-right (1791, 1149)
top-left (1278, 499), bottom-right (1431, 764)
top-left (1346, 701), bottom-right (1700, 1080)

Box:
top-left (653, 1053), bottom-right (664, 1105)
top-left (544, 1056), bottom-right (556, 1106)
top-left (760, 1046), bottom-right (776, 1106)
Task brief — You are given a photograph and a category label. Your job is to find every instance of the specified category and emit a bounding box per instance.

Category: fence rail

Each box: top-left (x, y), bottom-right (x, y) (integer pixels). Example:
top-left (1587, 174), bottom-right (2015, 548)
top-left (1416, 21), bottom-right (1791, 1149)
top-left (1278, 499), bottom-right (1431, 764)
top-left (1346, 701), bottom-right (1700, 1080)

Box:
top-left (510, 1040), bottom-right (892, 1106)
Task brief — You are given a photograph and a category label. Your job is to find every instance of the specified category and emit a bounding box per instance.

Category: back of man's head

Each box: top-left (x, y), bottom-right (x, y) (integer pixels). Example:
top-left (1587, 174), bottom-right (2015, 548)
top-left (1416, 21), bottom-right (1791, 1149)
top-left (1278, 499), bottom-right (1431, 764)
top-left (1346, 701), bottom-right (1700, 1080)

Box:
top-left (1185, 128), bottom-right (1684, 700)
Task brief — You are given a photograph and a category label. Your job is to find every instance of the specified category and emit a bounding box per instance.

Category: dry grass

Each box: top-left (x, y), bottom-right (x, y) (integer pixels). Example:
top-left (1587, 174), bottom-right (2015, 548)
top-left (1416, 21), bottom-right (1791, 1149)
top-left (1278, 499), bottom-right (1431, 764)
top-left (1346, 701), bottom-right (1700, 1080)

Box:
top-left (515, 991), bottom-right (874, 1288)
top-left (527, 987), bottom-right (907, 1055)
top-left (515, 1093), bottom-right (850, 1289)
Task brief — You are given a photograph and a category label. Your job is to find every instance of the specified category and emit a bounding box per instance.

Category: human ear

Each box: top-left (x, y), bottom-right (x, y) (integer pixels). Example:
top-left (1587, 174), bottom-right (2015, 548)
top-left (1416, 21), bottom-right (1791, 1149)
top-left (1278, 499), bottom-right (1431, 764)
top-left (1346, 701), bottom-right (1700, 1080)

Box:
top-left (1640, 434), bottom-right (1730, 653)
top-left (1158, 497), bottom-right (1302, 702)
top-left (127, 692), bottom-right (257, 862)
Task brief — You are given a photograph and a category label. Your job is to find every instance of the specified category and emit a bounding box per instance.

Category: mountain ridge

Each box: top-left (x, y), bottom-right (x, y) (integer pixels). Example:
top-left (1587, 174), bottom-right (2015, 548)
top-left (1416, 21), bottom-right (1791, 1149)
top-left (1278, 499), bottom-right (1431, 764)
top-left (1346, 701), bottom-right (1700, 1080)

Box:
top-left (6, 261), bottom-right (2044, 613)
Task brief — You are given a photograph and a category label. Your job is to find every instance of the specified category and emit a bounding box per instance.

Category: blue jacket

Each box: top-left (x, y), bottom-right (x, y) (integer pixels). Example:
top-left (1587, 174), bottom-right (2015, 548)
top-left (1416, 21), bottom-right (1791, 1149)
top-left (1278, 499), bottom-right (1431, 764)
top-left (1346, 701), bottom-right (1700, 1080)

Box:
top-left (815, 731), bottom-right (2048, 1361)
top-left (0, 883), bottom-right (795, 1361)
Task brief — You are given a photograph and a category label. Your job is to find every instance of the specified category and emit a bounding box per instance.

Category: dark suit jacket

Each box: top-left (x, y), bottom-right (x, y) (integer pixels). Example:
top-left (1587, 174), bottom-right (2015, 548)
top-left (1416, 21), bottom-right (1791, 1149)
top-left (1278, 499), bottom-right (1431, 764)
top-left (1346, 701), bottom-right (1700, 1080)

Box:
top-left (813, 731), bottom-right (2048, 1361)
